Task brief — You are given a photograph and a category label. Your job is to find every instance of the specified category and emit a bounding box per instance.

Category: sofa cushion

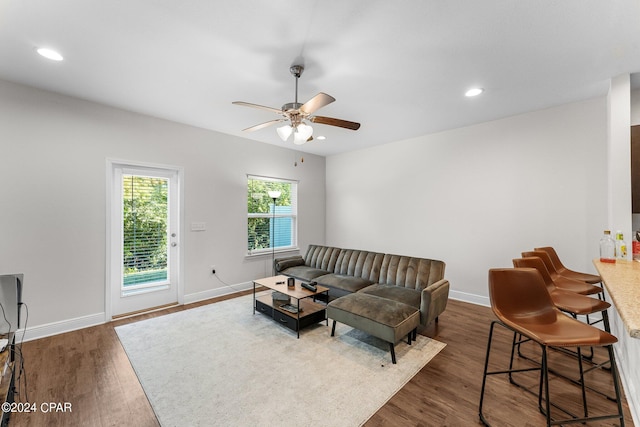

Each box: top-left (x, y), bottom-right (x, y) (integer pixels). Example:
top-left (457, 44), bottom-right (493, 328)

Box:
top-left (327, 293), bottom-right (419, 345)
top-left (282, 266), bottom-right (330, 282)
top-left (315, 273), bottom-right (375, 295)
top-left (358, 284), bottom-right (421, 309)
top-left (274, 256), bottom-right (305, 272)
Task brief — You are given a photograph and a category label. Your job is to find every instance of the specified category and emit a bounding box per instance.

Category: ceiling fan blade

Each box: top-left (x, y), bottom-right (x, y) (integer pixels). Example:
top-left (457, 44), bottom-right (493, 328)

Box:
top-left (233, 101), bottom-right (282, 115)
top-left (242, 119), bottom-right (285, 132)
top-left (300, 93), bottom-right (335, 115)
top-left (310, 116), bottom-right (361, 130)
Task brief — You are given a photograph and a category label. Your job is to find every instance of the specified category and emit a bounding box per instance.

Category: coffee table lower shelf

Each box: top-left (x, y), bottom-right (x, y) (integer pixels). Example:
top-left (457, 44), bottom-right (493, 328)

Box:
top-left (255, 294), bottom-right (326, 334)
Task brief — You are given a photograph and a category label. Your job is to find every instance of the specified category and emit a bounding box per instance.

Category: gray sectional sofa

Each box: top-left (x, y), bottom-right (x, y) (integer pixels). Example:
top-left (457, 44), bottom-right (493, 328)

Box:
top-left (274, 244), bottom-right (450, 328)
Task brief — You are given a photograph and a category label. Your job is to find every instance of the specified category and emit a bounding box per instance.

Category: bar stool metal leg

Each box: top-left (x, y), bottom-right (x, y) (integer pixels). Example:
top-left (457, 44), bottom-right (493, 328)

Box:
top-left (479, 321), bottom-right (542, 426)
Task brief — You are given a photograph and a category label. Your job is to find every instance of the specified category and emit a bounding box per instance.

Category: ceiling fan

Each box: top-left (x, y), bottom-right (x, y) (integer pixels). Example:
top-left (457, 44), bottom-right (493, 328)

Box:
top-left (233, 65), bottom-right (360, 145)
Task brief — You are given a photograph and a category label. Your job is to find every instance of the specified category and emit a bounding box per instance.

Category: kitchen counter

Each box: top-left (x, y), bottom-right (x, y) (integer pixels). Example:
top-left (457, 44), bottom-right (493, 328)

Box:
top-left (593, 259), bottom-right (640, 424)
top-left (593, 259), bottom-right (640, 338)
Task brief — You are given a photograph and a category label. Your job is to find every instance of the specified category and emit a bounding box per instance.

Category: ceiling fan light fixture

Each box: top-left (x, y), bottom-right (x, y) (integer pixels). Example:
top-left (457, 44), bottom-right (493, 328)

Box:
top-left (276, 124), bottom-right (293, 141)
top-left (234, 64), bottom-right (360, 143)
top-left (293, 123), bottom-right (313, 145)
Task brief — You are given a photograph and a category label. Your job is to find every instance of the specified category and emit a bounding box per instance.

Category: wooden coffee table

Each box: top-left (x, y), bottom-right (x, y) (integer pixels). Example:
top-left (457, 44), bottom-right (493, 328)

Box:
top-left (253, 275), bottom-right (329, 338)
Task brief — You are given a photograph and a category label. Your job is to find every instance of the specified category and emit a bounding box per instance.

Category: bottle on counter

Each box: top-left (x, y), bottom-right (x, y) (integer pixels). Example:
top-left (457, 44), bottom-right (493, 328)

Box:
top-left (615, 231), bottom-right (627, 260)
top-left (599, 230), bottom-right (616, 263)
top-left (633, 231), bottom-right (640, 261)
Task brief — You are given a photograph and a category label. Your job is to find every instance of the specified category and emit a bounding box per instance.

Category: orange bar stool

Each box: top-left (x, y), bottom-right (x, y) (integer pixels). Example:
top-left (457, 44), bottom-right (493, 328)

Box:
top-left (534, 246), bottom-right (602, 284)
top-left (535, 246), bottom-right (606, 301)
top-left (512, 257), bottom-right (610, 332)
top-left (479, 268), bottom-right (624, 427)
top-left (521, 251), bottom-right (602, 296)
top-left (514, 251), bottom-right (611, 368)
top-left (513, 257), bottom-right (613, 391)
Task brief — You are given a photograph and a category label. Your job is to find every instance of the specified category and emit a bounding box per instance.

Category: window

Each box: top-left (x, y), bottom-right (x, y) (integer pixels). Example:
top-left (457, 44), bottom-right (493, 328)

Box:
top-left (122, 174), bottom-right (169, 289)
top-left (247, 175), bottom-right (297, 255)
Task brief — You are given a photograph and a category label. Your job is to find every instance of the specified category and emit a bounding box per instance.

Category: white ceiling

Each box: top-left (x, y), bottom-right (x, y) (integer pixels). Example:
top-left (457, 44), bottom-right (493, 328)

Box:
top-left (1, 0), bottom-right (640, 156)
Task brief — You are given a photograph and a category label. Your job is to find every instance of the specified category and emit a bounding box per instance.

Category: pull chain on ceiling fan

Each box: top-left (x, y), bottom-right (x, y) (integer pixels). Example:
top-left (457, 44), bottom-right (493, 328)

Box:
top-left (233, 65), bottom-right (360, 145)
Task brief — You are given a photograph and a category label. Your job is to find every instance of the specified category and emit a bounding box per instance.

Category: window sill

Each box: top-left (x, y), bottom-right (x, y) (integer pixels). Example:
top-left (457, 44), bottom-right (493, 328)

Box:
top-left (246, 247), bottom-right (300, 258)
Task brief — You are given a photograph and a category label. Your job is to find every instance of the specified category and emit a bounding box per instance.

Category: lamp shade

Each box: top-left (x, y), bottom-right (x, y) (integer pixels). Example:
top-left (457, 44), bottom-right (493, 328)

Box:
top-left (267, 190), bottom-right (281, 199)
top-left (276, 125), bottom-right (293, 141)
top-left (293, 123), bottom-right (313, 145)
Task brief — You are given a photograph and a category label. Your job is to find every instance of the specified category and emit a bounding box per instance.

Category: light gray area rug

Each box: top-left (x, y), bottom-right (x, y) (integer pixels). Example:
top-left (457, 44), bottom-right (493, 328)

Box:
top-left (115, 293), bottom-right (446, 427)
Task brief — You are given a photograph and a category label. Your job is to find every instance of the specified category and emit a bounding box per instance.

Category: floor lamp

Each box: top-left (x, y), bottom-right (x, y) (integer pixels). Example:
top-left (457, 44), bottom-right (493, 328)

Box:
top-left (268, 190), bottom-right (281, 276)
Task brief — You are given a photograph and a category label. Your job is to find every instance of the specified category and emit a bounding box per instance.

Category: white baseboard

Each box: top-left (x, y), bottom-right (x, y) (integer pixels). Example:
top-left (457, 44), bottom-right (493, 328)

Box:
top-left (20, 312), bottom-right (105, 342)
top-left (450, 289), bottom-right (490, 307)
top-left (20, 282), bottom-right (253, 342)
top-left (183, 282), bottom-right (253, 304)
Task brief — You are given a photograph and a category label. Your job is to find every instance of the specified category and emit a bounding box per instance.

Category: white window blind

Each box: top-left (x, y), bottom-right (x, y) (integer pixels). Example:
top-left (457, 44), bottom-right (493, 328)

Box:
top-left (247, 175), bottom-right (297, 255)
top-left (122, 174), bottom-right (169, 287)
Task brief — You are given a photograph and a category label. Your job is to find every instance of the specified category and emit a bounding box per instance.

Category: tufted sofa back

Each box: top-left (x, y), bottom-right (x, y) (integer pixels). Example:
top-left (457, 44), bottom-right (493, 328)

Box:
top-left (301, 245), bottom-right (445, 290)
top-left (378, 254), bottom-right (446, 291)
top-left (303, 245), bottom-right (341, 272)
top-left (332, 249), bottom-right (385, 282)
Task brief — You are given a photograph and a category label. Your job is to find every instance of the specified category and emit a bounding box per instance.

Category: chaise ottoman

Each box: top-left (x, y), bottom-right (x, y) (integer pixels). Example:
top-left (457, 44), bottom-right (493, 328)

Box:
top-left (327, 293), bottom-right (420, 364)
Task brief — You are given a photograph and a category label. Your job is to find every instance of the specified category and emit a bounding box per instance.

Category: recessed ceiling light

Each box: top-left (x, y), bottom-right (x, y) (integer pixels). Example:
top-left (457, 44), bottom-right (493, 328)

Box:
top-left (317, 136), bottom-right (326, 140)
top-left (465, 88), bottom-right (484, 97)
top-left (36, 48), bottom-right (64, 61)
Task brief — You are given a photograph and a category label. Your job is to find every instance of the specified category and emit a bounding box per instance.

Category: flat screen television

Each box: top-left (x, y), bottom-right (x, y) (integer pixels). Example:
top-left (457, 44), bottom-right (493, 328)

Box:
top-left (0, 274), bottom-right (22, 338)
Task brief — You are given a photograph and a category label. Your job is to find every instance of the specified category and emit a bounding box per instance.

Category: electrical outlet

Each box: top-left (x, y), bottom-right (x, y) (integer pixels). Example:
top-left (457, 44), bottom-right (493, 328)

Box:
top-left (211, 265), bottom-right (216, 275)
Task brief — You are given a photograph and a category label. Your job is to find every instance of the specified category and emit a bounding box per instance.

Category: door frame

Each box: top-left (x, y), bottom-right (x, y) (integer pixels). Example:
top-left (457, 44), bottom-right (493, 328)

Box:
top-left (105, 158), bottom-right (184, 321)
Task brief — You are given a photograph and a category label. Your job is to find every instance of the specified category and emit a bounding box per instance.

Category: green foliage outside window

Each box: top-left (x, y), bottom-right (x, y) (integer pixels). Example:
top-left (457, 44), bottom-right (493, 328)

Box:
top-left (247, 178), bottom-right (291, 251)
top-left (123, 175), bottom-right (168, 285)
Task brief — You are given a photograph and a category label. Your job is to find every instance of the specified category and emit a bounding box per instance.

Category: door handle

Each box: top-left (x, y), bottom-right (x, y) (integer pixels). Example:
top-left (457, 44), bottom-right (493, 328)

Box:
top-left (171, 242), bottom-right (177, 247)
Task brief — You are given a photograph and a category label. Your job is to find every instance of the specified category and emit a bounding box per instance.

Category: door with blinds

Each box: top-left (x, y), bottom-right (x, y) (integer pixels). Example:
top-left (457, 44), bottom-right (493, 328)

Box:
top-left (108, 162), bottom-right (182, 318)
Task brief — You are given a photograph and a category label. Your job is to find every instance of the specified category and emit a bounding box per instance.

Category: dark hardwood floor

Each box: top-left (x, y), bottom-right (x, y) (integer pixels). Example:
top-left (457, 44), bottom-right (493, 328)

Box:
top-left (8, 295), bottom-right (634, 426)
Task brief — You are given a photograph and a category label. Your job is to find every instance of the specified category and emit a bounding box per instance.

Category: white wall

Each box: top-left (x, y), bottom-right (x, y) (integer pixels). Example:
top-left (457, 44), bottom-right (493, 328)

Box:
top-left (326, 97), bottom-right (608, 304)
top-left (607, 75), bottom-right (632, 245)
top-left (0, 80), bottom-right (325, 336)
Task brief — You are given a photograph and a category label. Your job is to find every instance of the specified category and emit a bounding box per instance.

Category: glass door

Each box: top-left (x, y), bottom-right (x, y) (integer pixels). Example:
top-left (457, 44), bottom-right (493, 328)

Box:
top-left (108, 162), bottom-right (181, 317)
